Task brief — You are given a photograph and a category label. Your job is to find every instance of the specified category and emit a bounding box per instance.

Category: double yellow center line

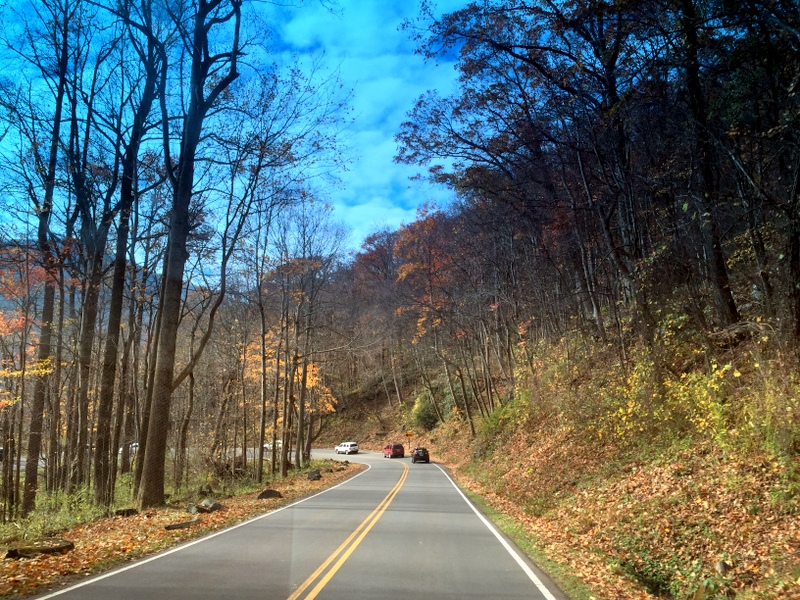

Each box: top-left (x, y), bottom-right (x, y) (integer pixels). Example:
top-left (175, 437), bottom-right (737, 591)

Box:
top-left (288, 463), bottom-right (409, 600)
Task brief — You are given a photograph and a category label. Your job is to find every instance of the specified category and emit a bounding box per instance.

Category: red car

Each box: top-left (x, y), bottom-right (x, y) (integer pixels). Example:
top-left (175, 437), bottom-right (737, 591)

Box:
top-left (383, 443), bottom-right (404, 458)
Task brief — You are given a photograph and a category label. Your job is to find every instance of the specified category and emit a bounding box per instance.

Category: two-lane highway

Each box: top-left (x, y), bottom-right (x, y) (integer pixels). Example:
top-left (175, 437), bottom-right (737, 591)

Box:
top-left (35, 450), bottom-right (565, 600)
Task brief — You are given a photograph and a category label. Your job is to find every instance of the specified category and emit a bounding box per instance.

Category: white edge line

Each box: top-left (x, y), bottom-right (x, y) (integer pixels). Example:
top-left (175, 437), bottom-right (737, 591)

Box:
top-left (435, 464), bottom-right (559, 600)
top-left (35, 461), bottom-right (372, 599)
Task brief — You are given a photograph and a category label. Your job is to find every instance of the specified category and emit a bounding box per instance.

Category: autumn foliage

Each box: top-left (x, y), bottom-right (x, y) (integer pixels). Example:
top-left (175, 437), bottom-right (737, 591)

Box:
top-left (3, 1), bottom-right (800, 599)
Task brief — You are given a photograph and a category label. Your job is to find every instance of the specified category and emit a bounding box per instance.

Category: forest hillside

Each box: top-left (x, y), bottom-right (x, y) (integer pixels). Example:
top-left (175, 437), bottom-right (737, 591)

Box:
top-left (321, 331), bottom-right (800, 600)
top-left (1, 5), bottom-right (799, 600)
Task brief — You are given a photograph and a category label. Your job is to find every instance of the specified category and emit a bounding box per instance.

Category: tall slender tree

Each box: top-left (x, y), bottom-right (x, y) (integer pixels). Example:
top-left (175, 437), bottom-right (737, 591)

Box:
top-left (138, 0), bottom-right (243, 508)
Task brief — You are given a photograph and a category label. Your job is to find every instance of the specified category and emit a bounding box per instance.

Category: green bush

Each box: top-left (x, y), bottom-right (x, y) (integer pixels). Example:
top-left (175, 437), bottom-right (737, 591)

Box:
top-left (412, 392), bottom-right (439, 430)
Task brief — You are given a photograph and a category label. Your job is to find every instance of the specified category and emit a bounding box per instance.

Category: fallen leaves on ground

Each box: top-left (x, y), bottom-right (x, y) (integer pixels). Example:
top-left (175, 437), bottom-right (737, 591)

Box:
top-left (424, 422), bottom-right (800, 600)
top-left (0, 461), bottom-right (363, 599)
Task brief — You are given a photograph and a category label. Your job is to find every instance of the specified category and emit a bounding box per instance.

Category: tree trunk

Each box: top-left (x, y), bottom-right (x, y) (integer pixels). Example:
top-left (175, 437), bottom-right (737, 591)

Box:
top-left (75, 247), bottom-right (106, 489)
top-left (138, 211), bottom-right (191, 507)
top-left (257, 298), bottom-right (269, 483)
top-left (681, 0), bottom-right (739, 327)
top-left (22, 284), bottom-right (54, 516)
top-left (47, 274), bottom-right (67, 492)
top-left (137, 0), bottom-right (241, 509)
top-left (295, 308), bottom-right (311, 469)
top-left (21, 0), bottom-right (71, 515)
top-left (456, 367), bottom-right (476, 437)
top-left (389, 333), bottom-right (403, 405)
top-left (174, 373), bottom-right (194, 490)
top-left (94, 34), bottom-right (160, 504)
top-left (790, 213), bottom-right (800, 346)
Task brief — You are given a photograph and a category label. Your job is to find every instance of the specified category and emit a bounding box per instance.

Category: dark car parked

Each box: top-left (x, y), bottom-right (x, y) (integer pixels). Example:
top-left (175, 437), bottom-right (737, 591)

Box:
top-left (383, 443), bottom-right (404, 458)
top-left (411, 447), bottom-right (430, 463)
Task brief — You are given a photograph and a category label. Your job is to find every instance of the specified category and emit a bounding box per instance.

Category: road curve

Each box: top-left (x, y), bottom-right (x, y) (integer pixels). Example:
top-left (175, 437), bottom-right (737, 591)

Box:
top-left (34, 450), bottom-right (565, 600)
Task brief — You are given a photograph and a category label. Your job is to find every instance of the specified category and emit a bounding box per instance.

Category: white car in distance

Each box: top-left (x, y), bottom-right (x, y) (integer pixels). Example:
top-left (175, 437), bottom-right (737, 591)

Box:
top-left (334, 441), bottom-right (359, 455)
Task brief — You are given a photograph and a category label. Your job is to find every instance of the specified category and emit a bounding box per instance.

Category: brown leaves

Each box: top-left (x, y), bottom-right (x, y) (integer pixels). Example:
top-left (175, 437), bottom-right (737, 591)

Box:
top-left (430, 422), bottom-right (800, 600)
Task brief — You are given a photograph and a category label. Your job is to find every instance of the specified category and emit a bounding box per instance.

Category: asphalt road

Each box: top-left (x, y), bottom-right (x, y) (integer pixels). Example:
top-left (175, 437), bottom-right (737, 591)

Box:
top-left (35, 450), bottom-right (565, 600)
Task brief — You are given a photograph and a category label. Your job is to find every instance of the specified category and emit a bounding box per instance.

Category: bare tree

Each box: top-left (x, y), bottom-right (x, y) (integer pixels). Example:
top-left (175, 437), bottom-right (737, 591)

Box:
top-left (138, 0), bottom-right (243, 508)
top-left (92, 0), bottom-right (166, 505)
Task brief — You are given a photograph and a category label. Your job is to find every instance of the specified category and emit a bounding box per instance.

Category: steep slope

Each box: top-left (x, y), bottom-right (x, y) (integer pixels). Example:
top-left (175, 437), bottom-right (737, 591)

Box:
top-left (321, 406), bottom-right (799, 599)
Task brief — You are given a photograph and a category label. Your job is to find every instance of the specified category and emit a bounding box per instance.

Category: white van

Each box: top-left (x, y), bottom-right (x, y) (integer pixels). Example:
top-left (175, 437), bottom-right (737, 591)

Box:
top-left (334, 441), bottom-right (359, 455)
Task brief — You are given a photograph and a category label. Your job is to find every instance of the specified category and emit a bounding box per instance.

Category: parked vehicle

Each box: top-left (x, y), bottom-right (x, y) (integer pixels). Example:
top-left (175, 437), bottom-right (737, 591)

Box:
top-left (118, 442), bottom-right (139, 454)
top-left (335, 441), bottom-right (359, 455)
top-left (383, 443), bottom-right (404, 458)
top-left (411, 447), bottom-right (430, 463)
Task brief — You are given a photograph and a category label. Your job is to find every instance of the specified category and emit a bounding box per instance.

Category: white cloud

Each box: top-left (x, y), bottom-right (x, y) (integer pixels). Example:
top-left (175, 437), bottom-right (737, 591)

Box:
top-left (266, 0), bottom-right (464, 249)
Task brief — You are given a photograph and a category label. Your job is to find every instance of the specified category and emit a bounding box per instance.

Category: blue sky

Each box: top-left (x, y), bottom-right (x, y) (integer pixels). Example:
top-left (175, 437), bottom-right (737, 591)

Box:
top-left (267, 0), bottom-right (465, 250)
